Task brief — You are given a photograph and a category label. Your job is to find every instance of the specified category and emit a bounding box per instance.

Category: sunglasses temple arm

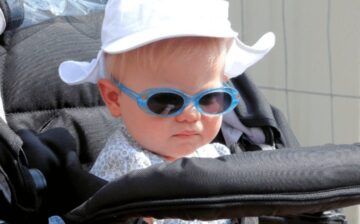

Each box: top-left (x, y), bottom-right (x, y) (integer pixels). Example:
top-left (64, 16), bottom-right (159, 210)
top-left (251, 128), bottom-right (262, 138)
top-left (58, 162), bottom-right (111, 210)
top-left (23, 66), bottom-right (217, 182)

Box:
top-left (112, 79), bottom-right (139, 101)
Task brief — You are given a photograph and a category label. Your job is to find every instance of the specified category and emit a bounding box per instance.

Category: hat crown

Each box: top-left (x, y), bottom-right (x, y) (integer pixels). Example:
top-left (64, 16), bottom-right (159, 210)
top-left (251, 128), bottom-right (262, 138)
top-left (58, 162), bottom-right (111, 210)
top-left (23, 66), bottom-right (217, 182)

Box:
top-left (101, 0), bottom-right (232, 49)
top-left (58, 0), bottom-right (275, 85)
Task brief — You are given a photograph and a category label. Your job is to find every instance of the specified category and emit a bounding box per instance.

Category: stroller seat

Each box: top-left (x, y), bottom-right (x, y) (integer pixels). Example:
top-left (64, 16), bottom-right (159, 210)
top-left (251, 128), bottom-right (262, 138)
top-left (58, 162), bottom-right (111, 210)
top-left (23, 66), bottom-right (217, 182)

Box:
top-left (0, 2), bottom-right (360, 224)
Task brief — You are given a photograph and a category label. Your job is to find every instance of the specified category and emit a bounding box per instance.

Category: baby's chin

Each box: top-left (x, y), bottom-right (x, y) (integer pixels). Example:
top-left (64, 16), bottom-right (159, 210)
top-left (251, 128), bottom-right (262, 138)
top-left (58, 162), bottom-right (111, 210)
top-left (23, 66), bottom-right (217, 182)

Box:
top-left (157, 145), bottom-right (205, 161)
top-left (139, 138), bottom-right (209, 160)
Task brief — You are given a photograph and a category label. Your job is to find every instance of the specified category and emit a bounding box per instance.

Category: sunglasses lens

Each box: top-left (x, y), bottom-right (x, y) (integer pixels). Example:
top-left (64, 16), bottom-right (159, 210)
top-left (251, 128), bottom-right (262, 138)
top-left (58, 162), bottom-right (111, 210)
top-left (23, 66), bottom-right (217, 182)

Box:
top-left (147, 93), bottom-right (184, 115)
top-left (199, 92), bottom-right (232, 114)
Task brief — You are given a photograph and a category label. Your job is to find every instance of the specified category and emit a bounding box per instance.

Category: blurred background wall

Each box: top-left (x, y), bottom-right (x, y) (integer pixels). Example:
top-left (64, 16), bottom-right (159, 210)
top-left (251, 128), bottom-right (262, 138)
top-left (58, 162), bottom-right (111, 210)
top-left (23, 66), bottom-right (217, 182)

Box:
top-left (227, 0), bottom-right (360, 223)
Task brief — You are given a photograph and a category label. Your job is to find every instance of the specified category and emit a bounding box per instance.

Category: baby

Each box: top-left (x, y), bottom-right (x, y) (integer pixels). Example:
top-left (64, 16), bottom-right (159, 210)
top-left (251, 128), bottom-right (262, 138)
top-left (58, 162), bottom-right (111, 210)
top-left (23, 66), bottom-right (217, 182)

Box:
top-left (59, 0), bottom-right (275, 223)
top-left (90, 36), bottom-right (238, 181)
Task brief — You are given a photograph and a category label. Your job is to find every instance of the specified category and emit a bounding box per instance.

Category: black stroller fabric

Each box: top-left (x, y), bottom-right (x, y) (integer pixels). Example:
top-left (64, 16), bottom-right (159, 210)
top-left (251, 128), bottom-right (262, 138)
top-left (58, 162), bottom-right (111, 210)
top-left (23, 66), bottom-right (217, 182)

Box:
top-left (64, 143), bottom-right (360, 224)
top-left (0, 9), bottom-right (359, 224)
top-left (9, 127), bottom-right (360, 224)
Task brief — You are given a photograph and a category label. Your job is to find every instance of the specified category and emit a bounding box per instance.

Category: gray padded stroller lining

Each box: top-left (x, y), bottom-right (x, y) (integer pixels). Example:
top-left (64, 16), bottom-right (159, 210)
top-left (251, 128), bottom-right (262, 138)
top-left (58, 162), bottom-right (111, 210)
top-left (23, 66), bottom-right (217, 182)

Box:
top-left (0, 13), bottom-right (118, 164)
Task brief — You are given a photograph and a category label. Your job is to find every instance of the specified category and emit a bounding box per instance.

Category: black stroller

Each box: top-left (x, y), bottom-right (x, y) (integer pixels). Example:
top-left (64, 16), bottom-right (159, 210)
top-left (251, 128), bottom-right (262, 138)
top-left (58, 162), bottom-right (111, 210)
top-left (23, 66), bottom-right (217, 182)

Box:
top-left (1, 1), bottom-right (360, 223)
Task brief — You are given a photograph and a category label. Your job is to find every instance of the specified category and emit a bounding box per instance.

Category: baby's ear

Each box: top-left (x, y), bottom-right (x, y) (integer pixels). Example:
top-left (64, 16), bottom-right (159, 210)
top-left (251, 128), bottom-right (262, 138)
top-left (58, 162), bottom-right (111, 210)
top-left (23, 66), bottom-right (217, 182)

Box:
top-left (222, 74), bottom-right (229, 82)
top-left (97, 79), bottom-right (122, 117)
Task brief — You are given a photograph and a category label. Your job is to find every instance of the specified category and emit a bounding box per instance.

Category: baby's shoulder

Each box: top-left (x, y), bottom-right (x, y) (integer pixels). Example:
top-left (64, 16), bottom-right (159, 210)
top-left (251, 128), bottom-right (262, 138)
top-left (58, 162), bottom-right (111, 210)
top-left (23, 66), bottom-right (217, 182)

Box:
top-left (211, 142), bottom-right (232, 156)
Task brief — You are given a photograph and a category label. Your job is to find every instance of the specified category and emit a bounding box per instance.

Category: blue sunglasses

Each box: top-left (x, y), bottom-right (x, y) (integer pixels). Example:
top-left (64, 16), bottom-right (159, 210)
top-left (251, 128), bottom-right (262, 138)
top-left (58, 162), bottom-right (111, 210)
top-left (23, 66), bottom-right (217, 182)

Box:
top-left (112, 79), bottom-right (240, 117)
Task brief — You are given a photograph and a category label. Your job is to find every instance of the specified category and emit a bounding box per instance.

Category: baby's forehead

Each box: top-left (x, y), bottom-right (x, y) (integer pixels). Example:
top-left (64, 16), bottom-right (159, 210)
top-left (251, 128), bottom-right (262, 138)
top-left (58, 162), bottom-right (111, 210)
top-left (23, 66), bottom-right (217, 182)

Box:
top-left (129, 57), bottom-right (225, 91)
top-left (136, 37), bottom-right (228, 60)
top-left (109, 37), bottom-right (227, 79)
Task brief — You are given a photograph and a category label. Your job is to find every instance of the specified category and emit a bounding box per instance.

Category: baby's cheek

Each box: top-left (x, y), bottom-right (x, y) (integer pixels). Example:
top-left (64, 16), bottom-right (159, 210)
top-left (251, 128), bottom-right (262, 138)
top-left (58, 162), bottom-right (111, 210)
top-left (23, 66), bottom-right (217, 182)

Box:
top-left (202, 115), bottom-right (222, 141)
top-left (132, 120), bottom-right (171, 148)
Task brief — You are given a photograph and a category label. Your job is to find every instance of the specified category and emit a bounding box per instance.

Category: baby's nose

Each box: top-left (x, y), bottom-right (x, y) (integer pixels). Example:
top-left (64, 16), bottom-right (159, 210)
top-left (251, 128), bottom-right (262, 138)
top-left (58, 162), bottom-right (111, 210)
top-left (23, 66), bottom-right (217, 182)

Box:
top-left (175, 104), bottom-right (200, 122)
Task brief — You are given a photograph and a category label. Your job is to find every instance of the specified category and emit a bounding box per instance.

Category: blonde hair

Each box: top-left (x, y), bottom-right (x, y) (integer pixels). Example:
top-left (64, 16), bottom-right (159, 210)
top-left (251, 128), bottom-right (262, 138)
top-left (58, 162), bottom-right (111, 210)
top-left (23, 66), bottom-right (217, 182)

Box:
top-left (105, 37), bottom-right (231, 81)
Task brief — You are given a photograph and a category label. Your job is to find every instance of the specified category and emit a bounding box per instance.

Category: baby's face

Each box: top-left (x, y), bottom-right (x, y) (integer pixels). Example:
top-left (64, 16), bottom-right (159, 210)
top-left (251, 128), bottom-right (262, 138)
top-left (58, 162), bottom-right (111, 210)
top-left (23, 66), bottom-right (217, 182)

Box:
top-left (113, 50), bottom-right (225, 161)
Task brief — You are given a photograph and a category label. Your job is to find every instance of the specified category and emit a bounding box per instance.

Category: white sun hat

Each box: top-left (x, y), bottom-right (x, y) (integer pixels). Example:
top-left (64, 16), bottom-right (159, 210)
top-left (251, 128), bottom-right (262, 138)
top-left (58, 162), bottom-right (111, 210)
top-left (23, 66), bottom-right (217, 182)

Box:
top-left (59, 0), bottom-right (275, 85)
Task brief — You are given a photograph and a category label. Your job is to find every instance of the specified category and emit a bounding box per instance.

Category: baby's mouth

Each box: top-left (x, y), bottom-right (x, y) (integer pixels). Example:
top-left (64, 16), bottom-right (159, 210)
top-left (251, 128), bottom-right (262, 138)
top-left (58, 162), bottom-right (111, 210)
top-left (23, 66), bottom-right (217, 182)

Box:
top-left (173, 130), bottom-right (200, 138)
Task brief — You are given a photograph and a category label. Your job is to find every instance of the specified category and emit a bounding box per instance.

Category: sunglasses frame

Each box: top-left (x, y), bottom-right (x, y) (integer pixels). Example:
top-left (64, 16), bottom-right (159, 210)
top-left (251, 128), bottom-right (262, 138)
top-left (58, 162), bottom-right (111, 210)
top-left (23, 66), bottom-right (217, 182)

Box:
top-left (112, 78), bottom-right (240, 117)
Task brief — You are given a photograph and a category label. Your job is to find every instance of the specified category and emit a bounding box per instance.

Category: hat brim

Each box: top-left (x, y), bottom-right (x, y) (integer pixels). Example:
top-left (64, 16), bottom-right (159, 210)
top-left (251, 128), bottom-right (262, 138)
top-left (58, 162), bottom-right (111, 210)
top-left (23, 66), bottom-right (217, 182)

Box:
top-left (225, 32), bottom-right (275, 77)
top-left (59, 50), bottom-right (107, 85)
top-left (59, 31), bottom-right (275, 85)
